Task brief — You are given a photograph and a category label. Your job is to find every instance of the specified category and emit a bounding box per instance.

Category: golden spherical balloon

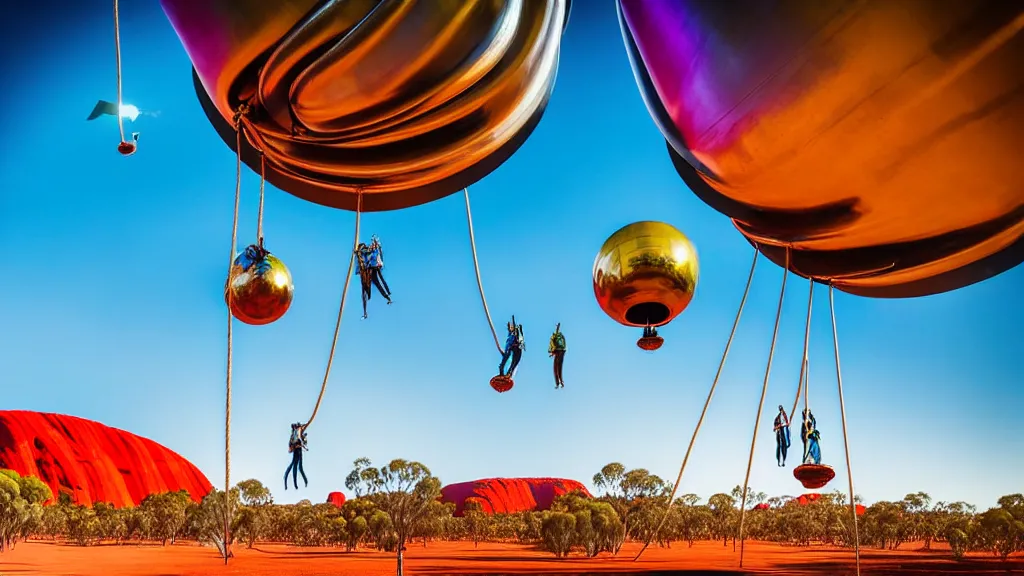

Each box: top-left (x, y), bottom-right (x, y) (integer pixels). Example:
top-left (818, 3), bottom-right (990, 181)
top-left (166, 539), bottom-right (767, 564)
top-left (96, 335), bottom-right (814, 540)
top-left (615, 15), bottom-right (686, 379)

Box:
top-left (593, 221), bottom-right (699, 328)
top-left (225, 244), bottom-right (294, 326)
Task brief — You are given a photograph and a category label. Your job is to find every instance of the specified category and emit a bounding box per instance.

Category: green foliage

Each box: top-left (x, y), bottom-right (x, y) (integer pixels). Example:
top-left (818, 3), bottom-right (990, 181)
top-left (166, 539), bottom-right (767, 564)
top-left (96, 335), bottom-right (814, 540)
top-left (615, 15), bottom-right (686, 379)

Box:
top-left (2, 461), bottom-right (1022, 567)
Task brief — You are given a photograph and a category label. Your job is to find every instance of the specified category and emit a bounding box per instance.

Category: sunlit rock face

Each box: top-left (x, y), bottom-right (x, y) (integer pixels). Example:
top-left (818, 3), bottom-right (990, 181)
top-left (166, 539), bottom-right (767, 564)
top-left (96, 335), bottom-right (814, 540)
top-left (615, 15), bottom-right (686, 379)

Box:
top-left (0, 410), bottom-right (212, 507)
top-left (440, 477), bottom-right (592, 517)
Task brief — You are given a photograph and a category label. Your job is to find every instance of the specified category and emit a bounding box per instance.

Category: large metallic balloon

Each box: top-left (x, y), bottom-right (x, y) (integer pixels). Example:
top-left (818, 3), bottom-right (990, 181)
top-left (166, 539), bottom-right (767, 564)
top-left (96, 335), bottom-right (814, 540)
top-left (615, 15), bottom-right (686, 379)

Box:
top-left (593, 221), bottom-right (700, 328)
top-left (161, 0), bottom-right (572, 212)
top-left (618, 0), bottom-right (1024, 298)
top-left (226, 244), bottom-right (295, 325)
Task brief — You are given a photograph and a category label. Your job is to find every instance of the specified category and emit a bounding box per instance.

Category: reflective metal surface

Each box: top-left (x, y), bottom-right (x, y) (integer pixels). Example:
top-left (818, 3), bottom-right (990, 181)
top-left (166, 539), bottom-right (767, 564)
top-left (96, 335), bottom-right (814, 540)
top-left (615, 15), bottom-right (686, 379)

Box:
top-left (593, 221), bottom-right (700, 328)
top-left (225, 245), bottom-right (295, 325)
top-left (619, 0), bottom-right (1024, 298)
top-left (161, 0), bottom-right (571, 212)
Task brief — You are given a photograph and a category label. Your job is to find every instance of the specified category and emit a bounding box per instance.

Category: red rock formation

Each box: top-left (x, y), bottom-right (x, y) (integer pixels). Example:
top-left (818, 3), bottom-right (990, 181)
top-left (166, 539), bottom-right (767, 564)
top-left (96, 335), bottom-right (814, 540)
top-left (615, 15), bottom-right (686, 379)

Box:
top-left (792, 492), bottom-right (865, 515)
top-left (327, 491), bottom-right (346, 508)
top-left (0, 410), bottom-right (212, 507)
top-left (440, 477), bottom-right (591, 517)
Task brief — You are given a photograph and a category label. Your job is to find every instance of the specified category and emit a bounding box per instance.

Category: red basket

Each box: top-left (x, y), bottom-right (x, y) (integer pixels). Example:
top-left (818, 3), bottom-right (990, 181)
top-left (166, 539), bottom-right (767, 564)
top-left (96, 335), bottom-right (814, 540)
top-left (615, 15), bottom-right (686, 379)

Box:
top-left (637, 336), bottom-right (664, 351)
top-left (489, 375), bottom-right (514, 393)
top-left (794, 464), bottom-right (835, 489)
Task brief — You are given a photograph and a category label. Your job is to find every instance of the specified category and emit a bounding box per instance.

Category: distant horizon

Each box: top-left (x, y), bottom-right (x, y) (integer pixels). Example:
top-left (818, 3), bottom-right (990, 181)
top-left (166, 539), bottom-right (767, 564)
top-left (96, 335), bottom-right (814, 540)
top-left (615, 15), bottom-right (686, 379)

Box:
top-left (0, 407), bottom-right (1009, 512)
top-left (2, 1), bottom-right (1021, 517)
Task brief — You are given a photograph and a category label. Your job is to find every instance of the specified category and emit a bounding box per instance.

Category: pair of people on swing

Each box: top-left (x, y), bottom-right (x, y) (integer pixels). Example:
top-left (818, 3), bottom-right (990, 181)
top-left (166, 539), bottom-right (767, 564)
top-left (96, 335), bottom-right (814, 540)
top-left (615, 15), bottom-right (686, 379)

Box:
top-left (355, 235), bottom-right (392, 319)
top-left (773, 405), bottom-right (821, 467)
top-left (496, 319), bottom-right (568, 388)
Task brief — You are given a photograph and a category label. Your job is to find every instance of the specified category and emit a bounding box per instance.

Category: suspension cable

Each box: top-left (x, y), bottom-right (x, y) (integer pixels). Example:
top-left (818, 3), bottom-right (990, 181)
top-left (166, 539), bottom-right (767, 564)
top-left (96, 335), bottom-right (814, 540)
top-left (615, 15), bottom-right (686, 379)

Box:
top-left (222, 119), bottom-right (245, 564)
top-left (634, 248), bottom-right (760, 562)
top-left (789, 279), bottom-right (814, 430)
top-left (257, 153), bottom-right (266, 246)
top-left (738, 248), bottom-right (790, 568)
top-left (830, 284), bottom-right (861, 576)
top-left (464, 188), bottom-right (503, 355)
top-left (113, 0), bottom-right (126, 144)
top-left (304, 193), bottom-right (363, 430)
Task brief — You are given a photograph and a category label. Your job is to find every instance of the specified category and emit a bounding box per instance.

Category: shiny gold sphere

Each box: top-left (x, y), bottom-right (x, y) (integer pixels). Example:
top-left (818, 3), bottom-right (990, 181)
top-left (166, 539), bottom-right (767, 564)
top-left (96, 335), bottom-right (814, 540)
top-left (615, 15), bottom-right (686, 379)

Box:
top-left (593, 221), bottom-right (699, 328)
top-left (225, 244), bottom-right (294, 326)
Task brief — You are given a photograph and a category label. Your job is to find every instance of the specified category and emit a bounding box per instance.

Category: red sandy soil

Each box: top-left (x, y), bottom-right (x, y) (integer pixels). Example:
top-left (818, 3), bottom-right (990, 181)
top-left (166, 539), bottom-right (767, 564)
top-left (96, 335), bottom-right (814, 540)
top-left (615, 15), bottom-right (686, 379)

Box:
top-left (4, 540), bottom-right (1022, 576)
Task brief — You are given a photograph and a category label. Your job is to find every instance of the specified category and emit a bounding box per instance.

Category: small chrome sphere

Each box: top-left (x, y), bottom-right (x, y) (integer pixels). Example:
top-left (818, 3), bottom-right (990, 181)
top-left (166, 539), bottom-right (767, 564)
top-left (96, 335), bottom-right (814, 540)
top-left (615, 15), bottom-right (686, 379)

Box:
top-left (593, 221), bottom-right (699, 327)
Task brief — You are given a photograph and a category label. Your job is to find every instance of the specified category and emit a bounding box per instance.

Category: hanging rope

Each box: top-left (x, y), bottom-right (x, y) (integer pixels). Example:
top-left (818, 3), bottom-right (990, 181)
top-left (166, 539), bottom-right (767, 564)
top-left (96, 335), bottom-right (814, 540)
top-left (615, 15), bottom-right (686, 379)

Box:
top-left (303, 192), bottom-right (362, 430)
top-left (830, 284), bottom-right (862, 576)
top-left (464, 188), bottom-right (504, 355)
top-left (112, 0), bottom-right (127, 144)
top-left (257, 153), bottom-right (266, 246)
top-left (737, 248), bottom-right (790, 567)
top-left (789, 279), bottom-right (815, 429)
top-left (634, 248), bottom-right (760, 562)
top-left (221, 117), bottom-right (245, 564)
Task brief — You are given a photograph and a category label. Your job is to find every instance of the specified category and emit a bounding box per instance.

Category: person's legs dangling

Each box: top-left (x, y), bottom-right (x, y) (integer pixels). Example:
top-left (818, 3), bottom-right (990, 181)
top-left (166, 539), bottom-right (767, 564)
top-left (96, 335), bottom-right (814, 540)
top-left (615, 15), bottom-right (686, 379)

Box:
top-left (360, 273), bottom-right (371, 319)
top-left (553, 350), bottom-right (565, 387)
top-left (508, 347), bottom-right (523, 376)
top-left (297, 451), bottom-right (308, 487)
top-left (776, 433), bottom-right (783, 467)
top-left (371, 269), bottom-right (391, 303)
top-left (291, 450), bottom-right (302, 489)
top-left (498, 349), bottom-right (511, 376)
top-left (375, 268), bottom-right (391, 298)
top-left (780, 430), bottom-right (789, 466)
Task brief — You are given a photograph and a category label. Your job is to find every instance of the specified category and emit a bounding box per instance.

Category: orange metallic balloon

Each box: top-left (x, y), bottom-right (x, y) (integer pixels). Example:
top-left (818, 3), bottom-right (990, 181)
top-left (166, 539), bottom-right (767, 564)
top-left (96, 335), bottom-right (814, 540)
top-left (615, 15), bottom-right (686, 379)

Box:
top-left (161, 0), bottom-right (572, 213)
top-left (619, 0), bottom-right (1023, 298)
top-left (593, 221), bottom-right (700, 328)
top-left (225, 244), bottom-right (294, 326)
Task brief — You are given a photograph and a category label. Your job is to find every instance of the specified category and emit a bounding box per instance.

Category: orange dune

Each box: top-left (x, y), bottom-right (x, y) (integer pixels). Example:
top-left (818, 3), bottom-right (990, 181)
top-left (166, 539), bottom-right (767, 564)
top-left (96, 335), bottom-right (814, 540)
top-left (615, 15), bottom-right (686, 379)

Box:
top-left (6, 540), bottom-right (1023, 576)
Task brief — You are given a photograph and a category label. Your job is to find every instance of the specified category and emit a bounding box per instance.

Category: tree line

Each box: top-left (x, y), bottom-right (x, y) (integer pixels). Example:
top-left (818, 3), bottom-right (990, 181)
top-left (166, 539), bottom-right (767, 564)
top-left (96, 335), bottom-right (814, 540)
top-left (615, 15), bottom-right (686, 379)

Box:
top-left (2, 461), bottom-right (1022, 566)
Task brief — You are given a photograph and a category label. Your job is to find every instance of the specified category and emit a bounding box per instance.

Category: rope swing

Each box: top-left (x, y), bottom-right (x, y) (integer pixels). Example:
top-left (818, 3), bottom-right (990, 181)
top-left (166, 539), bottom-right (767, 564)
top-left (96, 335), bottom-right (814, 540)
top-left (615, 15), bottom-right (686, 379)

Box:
top-left (464, 188), bottom-right (504, 355)
top-left (830, 283), bottom-right (862, 576)
top-left (303, 192), bottom-right (363, 431)
top-left (635, 248), bottom-right (760, 562)
top-left (737, 248), bottom-right (790, 566)
top-left (221, 118), bottom-right (245, 564)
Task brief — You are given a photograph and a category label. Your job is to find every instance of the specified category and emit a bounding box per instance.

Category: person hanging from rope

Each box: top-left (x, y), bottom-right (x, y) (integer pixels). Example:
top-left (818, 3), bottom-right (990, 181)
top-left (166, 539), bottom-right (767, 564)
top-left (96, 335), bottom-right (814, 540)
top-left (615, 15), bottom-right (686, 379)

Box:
top-left (800, 409), bottom-right (822, 465)
top-left (773, 405), bottom-right (792, 467)
top-left (548, 323), bottom-right (567, 389)
top-left (367, 235), bottom-right (392, 302)
top-left (284, 422), bottom-right (309, 490)
top-left (498, 317), bottom-right (525, 377)
top-left (356, 240), bottom-right (392, 319)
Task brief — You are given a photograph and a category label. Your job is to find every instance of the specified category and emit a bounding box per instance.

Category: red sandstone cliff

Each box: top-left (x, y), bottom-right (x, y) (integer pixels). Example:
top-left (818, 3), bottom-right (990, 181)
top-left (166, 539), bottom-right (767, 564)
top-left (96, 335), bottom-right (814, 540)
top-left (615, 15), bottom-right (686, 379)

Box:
top-left (440, 477), bottom-right (591, 517)
top-left (0, 410), bottom-right (212, 507)
top-left (327, 491), bottom-right (346, 508)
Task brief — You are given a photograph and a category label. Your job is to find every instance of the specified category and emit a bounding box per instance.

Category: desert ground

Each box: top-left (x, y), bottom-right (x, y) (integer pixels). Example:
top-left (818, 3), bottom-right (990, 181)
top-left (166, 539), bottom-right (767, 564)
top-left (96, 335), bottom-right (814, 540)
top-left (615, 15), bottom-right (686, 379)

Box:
top-left (3, 540), bottom-right (1023, 576)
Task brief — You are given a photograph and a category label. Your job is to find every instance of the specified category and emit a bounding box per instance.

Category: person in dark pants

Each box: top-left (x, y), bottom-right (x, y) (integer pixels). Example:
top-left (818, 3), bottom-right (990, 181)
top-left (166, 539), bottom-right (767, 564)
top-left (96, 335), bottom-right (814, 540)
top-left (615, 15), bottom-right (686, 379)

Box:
top-left (356, 241), bottom-right (392, 319)
top-left (368, 235), bottom-right (392, 299)
top-left (498, 318), bottom-right (525, 377)
top-left (773, 405), bottom-right (791, 466)
top-left (284, 422), bottom-right (308, 490)
top-left (548, 323), bottom-right (566, 388)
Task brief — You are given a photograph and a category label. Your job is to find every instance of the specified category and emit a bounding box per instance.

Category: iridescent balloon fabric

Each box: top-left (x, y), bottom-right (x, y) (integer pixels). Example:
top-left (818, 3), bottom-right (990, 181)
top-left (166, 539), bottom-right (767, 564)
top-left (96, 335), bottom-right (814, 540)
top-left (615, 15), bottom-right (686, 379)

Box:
top-left (593, 221), bottom-right (700, 328)
top-left (162, 0), bottom-right (572, 212)
top-left (619, 0), bottom-right (1024, 297)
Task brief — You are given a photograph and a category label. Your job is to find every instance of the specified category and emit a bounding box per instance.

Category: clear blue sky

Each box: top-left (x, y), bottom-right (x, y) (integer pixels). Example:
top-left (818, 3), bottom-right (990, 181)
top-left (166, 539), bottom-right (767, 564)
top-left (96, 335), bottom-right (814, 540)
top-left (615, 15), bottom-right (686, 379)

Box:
top-left (2, 3), bottom-right (1021, 510)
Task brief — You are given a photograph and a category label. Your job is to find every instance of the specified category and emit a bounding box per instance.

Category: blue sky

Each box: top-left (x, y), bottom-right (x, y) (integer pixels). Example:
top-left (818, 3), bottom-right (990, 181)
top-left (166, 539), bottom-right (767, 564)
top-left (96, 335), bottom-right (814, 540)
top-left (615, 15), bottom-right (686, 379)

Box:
top-left (2, 3), bottom-right (1021, 510)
